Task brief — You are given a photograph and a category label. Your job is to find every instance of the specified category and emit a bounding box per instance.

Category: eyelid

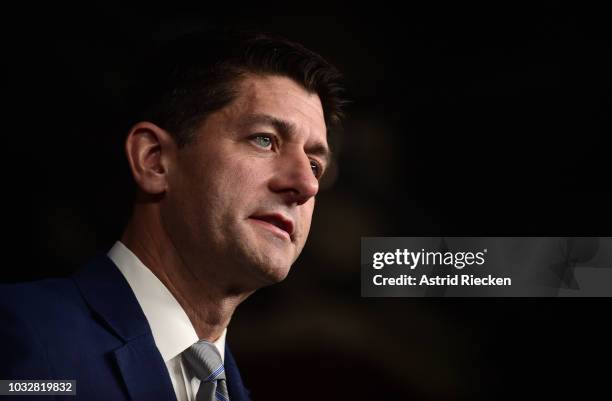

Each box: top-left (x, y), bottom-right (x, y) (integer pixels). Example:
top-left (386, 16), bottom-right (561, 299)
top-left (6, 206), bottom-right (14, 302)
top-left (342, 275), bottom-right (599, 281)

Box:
top-left (249, 133), bottom-right (277, 149)
top-left (249, 133), bottom-right (326, 178)
top-left (310, 158), bottom-right (326, 179)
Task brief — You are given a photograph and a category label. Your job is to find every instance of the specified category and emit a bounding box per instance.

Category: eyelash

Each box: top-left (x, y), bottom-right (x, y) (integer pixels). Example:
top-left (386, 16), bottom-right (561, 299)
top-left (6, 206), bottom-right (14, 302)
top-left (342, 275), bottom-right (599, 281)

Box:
top-left (249, 134), bottom-right (324, 179)
top-left (251, 134), bottom-right (275, 149)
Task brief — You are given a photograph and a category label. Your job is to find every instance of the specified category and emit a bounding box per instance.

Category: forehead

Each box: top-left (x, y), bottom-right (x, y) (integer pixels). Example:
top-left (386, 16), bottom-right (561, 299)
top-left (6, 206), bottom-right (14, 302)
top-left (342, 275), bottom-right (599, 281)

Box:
top-left (222, 74), bottom-right (327, 137)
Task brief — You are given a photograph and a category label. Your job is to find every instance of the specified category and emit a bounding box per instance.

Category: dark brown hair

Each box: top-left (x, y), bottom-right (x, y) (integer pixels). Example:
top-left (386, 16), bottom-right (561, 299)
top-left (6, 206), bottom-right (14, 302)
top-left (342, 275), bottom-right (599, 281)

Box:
top-left (135, 29), bottom-right (346, 147)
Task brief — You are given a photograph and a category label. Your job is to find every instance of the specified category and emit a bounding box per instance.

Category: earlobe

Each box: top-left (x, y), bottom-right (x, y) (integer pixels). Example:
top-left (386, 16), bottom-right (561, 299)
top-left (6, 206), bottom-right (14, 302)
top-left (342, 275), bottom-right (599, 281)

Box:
top-left (124, 122), bottom-right (175, 195)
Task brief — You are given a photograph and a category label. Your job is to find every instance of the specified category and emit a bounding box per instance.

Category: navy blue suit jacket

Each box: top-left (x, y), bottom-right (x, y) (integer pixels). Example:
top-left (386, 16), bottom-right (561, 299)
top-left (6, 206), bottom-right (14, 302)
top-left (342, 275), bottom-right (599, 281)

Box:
top-left (0, 254), bottom-right (252, 401)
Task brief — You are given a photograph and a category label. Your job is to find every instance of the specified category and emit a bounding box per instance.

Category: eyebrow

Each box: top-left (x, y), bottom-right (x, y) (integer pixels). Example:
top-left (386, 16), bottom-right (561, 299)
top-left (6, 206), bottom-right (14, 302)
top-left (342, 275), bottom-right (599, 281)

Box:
top-left (240, 113), bottom-right (332, 167)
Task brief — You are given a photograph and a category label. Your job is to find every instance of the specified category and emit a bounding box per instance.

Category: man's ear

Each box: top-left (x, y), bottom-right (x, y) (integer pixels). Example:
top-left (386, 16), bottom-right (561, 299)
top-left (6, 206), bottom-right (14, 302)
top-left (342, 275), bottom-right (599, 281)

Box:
top-left (124, 121), bottom-right (177, 195)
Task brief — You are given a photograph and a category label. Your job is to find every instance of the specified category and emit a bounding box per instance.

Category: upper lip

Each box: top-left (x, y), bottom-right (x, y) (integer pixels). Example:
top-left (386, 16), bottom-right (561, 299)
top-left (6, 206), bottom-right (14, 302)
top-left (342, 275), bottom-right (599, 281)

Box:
top-left (249, 213), bottom-right (295, 238)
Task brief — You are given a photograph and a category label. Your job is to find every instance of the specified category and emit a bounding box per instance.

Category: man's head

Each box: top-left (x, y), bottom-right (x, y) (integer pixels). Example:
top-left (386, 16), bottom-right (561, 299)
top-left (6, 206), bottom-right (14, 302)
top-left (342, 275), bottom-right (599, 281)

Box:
top-left (124, 30), bottom-right (345, 293)
top-left (134, 29), bottom-right (344, 148)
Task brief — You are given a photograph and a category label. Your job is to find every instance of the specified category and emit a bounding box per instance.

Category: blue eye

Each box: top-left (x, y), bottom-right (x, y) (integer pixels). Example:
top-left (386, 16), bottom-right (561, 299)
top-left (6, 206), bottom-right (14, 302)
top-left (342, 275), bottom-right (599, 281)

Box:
top-left (253, 135), bottom-right (272, 148)
top-left (310, 160), bottom-right (320, 178)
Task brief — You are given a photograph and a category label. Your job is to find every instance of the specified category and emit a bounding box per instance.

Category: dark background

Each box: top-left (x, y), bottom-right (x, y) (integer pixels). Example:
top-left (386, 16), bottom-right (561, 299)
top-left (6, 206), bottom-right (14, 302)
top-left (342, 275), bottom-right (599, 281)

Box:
top-left (2, 6), bottom-right (610, 401)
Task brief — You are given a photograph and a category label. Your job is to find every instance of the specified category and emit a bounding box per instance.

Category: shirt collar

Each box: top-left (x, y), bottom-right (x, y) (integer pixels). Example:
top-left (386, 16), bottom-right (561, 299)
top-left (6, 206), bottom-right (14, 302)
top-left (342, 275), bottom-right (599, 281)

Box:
top-left (108, 241), bottom-right (226, 362)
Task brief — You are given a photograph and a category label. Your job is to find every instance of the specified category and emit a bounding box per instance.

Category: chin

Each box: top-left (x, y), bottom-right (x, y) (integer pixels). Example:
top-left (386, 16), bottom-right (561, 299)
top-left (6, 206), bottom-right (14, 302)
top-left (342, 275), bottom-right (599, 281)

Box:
top-left (253, 261), bottom-right (292, 285)
top-left (232, 229), bottom-right (299, 287)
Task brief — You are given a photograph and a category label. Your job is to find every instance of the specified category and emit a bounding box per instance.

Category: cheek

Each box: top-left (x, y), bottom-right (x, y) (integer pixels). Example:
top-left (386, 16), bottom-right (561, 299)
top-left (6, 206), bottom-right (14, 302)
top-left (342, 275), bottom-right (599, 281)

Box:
top-left (299, 200), bottom-right (316, 233)
top-left (211, 159), bottom-right (265, 211)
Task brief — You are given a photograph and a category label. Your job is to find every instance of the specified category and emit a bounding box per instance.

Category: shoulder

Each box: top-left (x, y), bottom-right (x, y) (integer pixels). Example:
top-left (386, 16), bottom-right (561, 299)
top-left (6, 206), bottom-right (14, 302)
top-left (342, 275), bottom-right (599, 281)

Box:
top-left (0, 278), bottom-right (85, 378)
top-left (0, 259), bottom-right (127, 378)
top-left (0, 277), bottom-right (83, 315)
top-left (0, 277), bottom-right (91, 336)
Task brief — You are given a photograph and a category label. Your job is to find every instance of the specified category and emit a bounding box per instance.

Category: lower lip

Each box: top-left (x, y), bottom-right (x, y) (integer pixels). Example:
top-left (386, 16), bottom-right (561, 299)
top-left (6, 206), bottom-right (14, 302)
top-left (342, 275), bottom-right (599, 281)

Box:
top-left (249, 218), bottom-right (291, 241)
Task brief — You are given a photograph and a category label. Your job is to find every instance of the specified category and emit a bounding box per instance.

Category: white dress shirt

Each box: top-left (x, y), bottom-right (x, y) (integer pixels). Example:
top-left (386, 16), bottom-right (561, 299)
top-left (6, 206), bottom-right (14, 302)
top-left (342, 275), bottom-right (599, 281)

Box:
top-left (108, 241), bottom-right (226, 401)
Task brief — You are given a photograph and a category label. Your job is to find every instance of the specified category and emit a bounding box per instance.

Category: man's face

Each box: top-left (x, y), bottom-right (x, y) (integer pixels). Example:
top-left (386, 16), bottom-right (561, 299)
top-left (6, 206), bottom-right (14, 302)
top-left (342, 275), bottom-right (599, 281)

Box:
top-left (162, 74), bottom-right (329, 291)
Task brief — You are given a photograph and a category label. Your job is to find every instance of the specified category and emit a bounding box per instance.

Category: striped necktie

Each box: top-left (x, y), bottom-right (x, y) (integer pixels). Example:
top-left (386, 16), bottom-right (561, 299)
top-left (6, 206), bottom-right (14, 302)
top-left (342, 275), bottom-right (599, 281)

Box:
top-left (183, 340), bottom-right (230, 401)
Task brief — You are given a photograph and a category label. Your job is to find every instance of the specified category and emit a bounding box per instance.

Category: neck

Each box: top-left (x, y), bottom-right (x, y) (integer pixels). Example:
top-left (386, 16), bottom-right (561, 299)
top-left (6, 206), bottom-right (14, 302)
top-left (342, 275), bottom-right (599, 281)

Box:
top-left (121, 203), bottom-right (253, 342)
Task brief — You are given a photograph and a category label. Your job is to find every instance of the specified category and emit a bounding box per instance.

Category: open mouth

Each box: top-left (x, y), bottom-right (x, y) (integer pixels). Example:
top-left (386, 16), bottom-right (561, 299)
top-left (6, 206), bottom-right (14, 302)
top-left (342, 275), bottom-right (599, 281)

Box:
top-left (249, 213), bottom-right (294, 240)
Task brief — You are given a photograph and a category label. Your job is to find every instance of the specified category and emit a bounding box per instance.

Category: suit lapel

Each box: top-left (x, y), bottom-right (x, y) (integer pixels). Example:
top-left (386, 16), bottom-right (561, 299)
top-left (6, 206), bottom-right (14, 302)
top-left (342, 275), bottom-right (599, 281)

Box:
top-left (73, 254), bottom-right (177, 401)
top-left (225, 345), bottom-right (252, 401)
top-left (114, 335), bottom-right (177, 401)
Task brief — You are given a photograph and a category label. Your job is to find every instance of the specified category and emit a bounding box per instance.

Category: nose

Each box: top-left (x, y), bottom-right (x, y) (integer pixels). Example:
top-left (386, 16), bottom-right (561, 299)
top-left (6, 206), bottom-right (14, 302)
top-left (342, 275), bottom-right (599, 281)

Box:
top-left (269, 150), bottom-right (319, 205)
